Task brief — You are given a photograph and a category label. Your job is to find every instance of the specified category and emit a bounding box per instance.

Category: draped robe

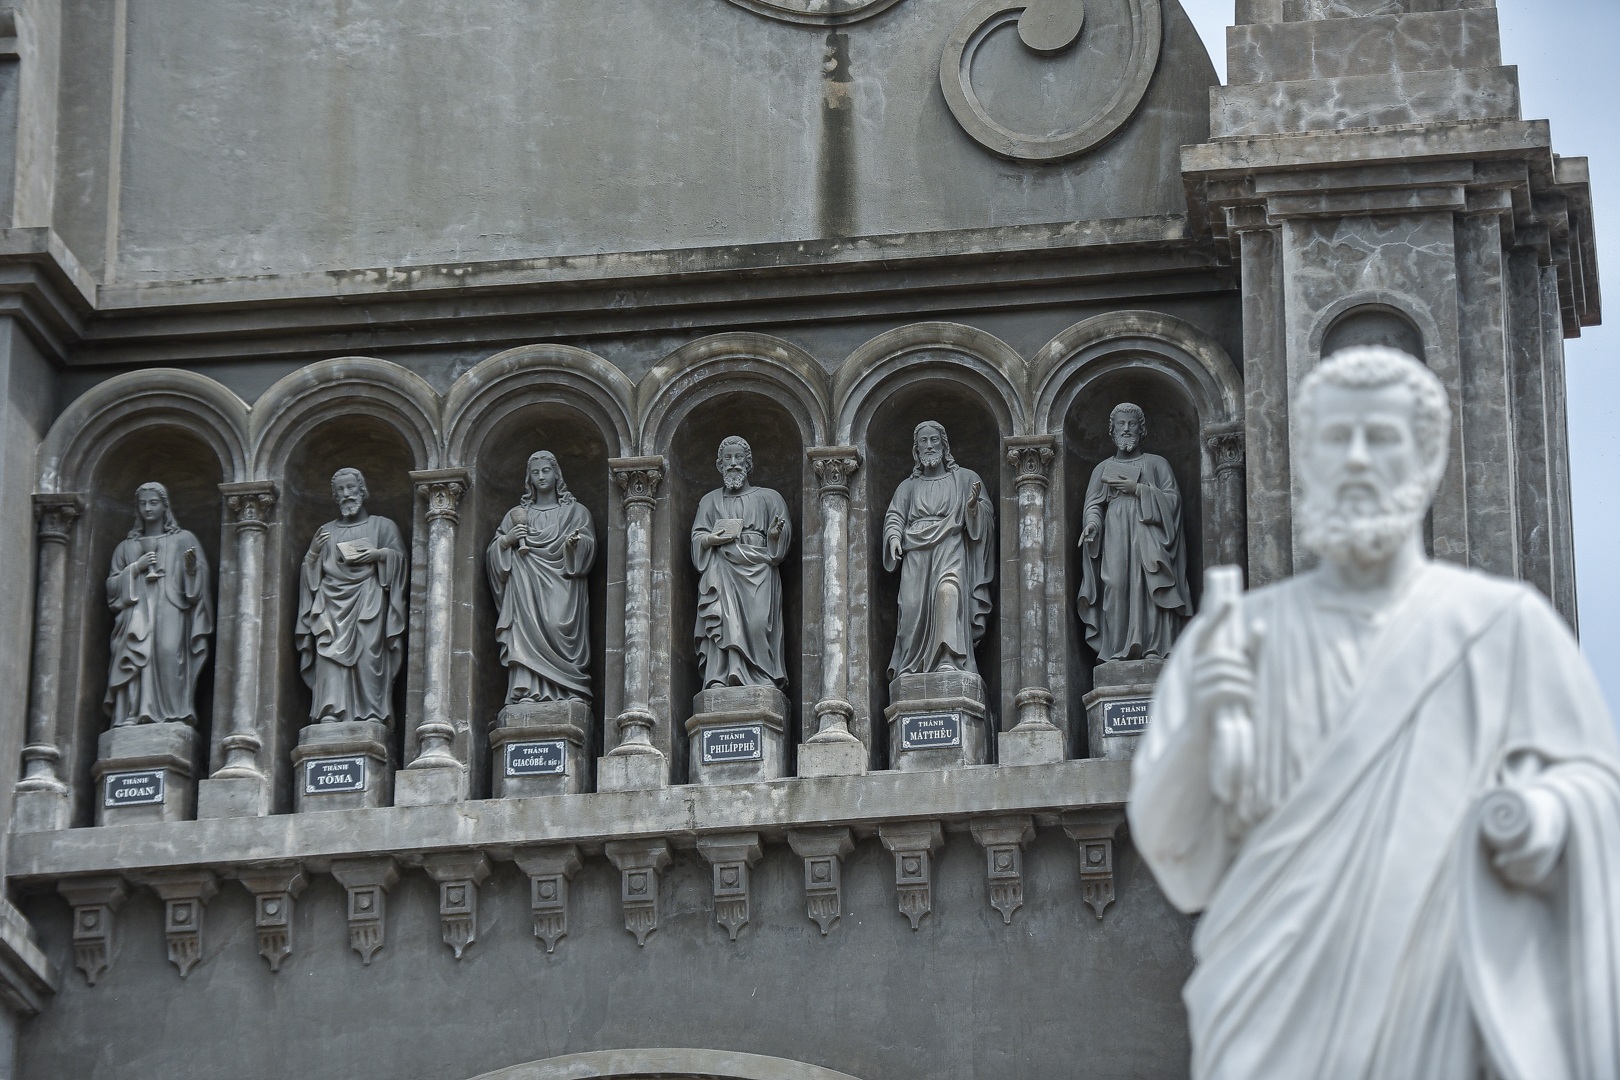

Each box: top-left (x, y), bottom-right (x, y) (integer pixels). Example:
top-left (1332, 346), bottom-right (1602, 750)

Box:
top-left (691, 485), bottom-right (791, 689)
top-left (296, 515), bottom-right (407, 724)
top-left (1130, 562), bottom-right (1620, 1080)
top-left (487, 500), bottom-right (597, 702)
top-left (104, 530), bottom-right (213, 725)
top-left (1077, 451), bottom-right (1193, 661)
top-left (883, 466), bottom-right (994, 679)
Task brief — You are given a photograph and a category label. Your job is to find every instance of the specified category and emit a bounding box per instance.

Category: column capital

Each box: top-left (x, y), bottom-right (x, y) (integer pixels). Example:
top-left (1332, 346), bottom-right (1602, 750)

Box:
top-left (32, 493), bottom-right (83, 543)
top-left (609, 456), bottom-right (665, 511)
top-left (1205, 423), bottom-right (1245, 475)
top-left (220, 481), bottom-right (278, 531)
top-left (411, 468), bottom-right (471, 524)
top-left (1005, 436), bottom-right (1056, 489)
top-left (808, 446), bottom-right (861, 497)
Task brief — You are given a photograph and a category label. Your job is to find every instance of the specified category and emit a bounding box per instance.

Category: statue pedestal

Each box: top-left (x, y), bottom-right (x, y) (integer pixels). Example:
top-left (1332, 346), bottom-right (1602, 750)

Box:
top-left (292, 721), bottom-right (392, 812)
top-left (93, 724), bottom-right (200, 826)
top-left (1084, 659), bottom-right (1162, 761)
top-left (686, 686), bottom-right (787, 786)
top-left (490, 700), bottom-right (591, 798)
top-left (885, 671), bottom-right (989, 771)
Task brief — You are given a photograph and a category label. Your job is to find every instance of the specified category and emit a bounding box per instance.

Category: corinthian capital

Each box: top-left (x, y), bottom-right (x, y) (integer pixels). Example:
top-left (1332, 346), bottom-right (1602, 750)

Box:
top-left (610, 457), bottom-right (665, 511)
top-left (412, 469), bottom-right (471, 524)
top-left (1005, 436), bottom-right (1056, 488)
top-left (221, 481), bottom-right (279, 530)
top-left (33, 493), bottom-right (84, 544)
top-left (808, 447), bottom-right (861, 497)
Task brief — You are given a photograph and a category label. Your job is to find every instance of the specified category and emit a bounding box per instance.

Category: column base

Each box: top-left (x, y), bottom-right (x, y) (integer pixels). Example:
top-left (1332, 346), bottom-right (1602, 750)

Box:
top-left (196, 774), bottom-right (272, 818)
top-left (292, 721), bottom-right (393, 811)
top-left (797, 731), bottom-right (868, 777)
top-left (597, 748), bottom-right (667, 792)
top-left (12, 787), bottom-right (71, 833)
top-left (490, 700), bottom-right (591, 798)
top-left (394, 761), bottom-right (467, 806)
top-left (93, 724), bottom-right (200, 826)
top-left (885, 671), bottom-right (989, 771)
top-left (686, 686), bottom-right (787, 786)
top-left (998, 723), bottom-right (1066, 766)
top-left (1083, 659), bottom-right (1163, 761)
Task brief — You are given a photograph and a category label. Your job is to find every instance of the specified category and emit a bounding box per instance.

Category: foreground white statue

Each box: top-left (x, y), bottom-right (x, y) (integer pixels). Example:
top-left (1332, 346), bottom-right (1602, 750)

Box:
top-left (1130, 346), bottom-right (1620, 1080)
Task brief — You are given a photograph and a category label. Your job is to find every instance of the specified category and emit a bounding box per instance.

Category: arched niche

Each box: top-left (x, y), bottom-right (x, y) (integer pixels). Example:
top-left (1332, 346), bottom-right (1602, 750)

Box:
top-left (466, 1048), bottom-right (864, 1080)
top-left (1321, 304), bottom-right (1426, 360)
top-left (66, 426), bottom-right (226, 825)
top-left (462, 402), bottom-right (613, 795)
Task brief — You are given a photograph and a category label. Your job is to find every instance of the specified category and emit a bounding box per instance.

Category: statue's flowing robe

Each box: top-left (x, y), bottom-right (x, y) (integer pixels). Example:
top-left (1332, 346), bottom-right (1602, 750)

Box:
top-left (882, 466), bottom-right (994, 679)
top-left (1131, 562), bottom-right (1620, 1080)
top-left (104, 530), bottom-right (213, 725)
top-left (296, 515), bottom-right (407, 724)
top-left (691, 486), bottom-right (791, 689)
top-left (487, 500), bottom-right (596, 702)
top-left (1077, 452), bottom-right (1192, 661)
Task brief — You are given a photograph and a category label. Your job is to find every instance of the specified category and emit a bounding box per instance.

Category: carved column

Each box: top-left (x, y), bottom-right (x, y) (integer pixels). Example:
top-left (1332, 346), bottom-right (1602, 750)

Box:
top-left (601, 458), bottom-right (666, 790)
top-left (398, 469), bottom-right (470, 805)
top-left (15, 494), bottom-right (84, 832)
top-left (199, 482), bottom-right (278, 817)
top-left (801, 447), bottom-right (866, 777)
top-left (1000, 437), bottom-right (1065, 765)
top-left (1205, 424), bottom-right (1247, 571)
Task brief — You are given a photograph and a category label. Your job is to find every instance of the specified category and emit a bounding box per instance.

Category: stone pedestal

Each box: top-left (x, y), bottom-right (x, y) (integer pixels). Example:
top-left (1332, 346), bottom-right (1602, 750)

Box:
top-left (489, 700), bottom-right (591, 798)
top-left (885, 671), bottom-right (989, 771)
top-left (292, 721), bottom-right (392, 812)
top-left (93, 724), bottom-right (200, 826)
top-left (1084, 659), bottom-right (1161, 761)
top-left (685, 686), bottom-right (787, 786)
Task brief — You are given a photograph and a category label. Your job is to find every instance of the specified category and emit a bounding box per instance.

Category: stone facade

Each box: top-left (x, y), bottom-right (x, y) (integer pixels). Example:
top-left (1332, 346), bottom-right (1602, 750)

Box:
top-left (0, 1), bottom-right (1597, 1078)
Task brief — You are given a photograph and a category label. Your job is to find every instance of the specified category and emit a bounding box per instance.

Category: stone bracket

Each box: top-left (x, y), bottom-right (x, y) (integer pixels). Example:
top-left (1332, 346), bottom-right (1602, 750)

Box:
top-left (879, 821), bottom-right (944, 931)
top-left (970, 816), bottom-right (1035, 925)
top-left (140, 870), bottom-right (219, 978)
top-left (513, 844), bottom-right (583, 953)
top-left (605, 839), bottom-right (672, 946)
top-left (1063, 810), bottom-right (1126, 919)
top-left (786, 827), bottom-right (856, 935)
top-left (57, 876), bottom-right (127, 986)
top-left (235, 863), bottom-right (307, 973)
top-left (330, 857), bottom-right (400, 965)
top-left (696, 833), bottom-right (764, 942)
top-left (421, 852), bottom-right (492, 960)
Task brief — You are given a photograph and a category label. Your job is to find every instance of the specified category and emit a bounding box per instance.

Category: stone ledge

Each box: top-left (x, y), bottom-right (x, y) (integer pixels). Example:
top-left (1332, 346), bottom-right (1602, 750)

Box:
top-left (1212, 66), bottom-right (1521, 140)
top-left (6, 760), bottom-right (1129, 884)
top-left (1227, 9), bottom-right (1501, 86)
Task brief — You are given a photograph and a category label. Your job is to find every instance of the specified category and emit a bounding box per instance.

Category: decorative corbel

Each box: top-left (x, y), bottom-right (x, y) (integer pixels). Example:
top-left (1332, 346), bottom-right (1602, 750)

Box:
top-left (696, 833), bottom-right (764, 942)
top-left (971, 816), bottom-right (1036, 924)
top-left (512, 845), bottom-right (583, 953)
top-left (236, 863), bottom-right (307, 973)
top-left (1063, 810), bottom-right (1126, 919)
top-left (422, 852), bottom-right (492, 960)
top-left (786, 827), bottom-right (856, 935)
top-left (330, 858), bottom-right (400, 964)
top-left (879, 821), bottom-right (944, 930)
top-left (142, 870), bottom-right (219, 978)
top-left (604, 839), bottom-right (672, 946)
top-left (57, 877), bottom-right (127, 986)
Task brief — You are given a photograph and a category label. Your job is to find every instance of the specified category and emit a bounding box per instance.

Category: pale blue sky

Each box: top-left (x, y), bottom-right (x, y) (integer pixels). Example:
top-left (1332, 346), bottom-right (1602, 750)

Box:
top-left (1179, 0), bottom-right (1620, 716)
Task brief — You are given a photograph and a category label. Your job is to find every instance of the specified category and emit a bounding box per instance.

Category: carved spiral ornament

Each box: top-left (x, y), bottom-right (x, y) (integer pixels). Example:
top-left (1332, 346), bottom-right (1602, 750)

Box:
top-left (940, 0), bottom-right (1162, 162)
top-left (722, 0), bottom-right (907, 25)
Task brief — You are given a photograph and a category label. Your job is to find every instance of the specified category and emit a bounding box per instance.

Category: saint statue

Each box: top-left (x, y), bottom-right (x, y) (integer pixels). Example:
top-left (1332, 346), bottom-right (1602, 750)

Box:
top-left (883, 421), bottom-right (995, 679)
top-left (1077, 403), bottom-right (1193, 662)
top-left (1130, 347), bottom-right (1620, 1080)
top-left (104, 482), bottom-right (213, 726)
top-left (691, 436), bottom-right (791, 689)
top-left (487, 451), bottom-right (598, 702)
top-left (296, 468), bottom-right (408, 725)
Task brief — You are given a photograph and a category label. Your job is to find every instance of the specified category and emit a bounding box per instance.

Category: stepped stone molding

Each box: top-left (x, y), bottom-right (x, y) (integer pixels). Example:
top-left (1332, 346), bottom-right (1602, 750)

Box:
top-left (720, 0), bottom-right (907, 25)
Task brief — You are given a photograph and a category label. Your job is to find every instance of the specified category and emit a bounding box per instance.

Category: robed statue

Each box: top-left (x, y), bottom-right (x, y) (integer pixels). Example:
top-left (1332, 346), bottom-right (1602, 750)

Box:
top-left (883, 421), bottom-right (994, 679)
top-left (1130, 347), bottom-right (1620, 1080)
top-left (104, 482), bottom-right (213, 726)
top-left (296, 468), bottom-right (408, 725)
top-left (691, 436), bottom-right (791, 689)
top-left (488, 451), bottom-right (598, 702)
top-left (1077, 403), bottom-right (1193, 662)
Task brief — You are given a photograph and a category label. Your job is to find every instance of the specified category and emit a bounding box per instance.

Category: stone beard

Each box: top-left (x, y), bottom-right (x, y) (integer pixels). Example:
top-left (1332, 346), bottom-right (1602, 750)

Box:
top-left (691, 438), bottom-right (792, 689)
top-left (487, 452), bottom-right (598, 702)
top-left (296, 471), bottom-right (408, 725)
top-left (104, 484), bottom-right (213, 726)
top-left (883, 422), bottom-right (995, 679)
top-left (1077, 404), bottom-right (1193, 662)
top-left (1129, 347), bottom-right (1620, 1080)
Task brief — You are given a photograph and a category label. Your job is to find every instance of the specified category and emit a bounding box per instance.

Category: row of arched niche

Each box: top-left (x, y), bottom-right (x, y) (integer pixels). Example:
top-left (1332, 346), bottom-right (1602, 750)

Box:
top-left (36, 314), bottom-right (1244, 819)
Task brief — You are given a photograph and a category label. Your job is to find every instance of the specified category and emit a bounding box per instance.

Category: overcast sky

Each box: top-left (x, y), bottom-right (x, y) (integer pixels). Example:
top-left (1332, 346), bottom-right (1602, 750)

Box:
top-left (1177, 0), bottom-right (1620, 715)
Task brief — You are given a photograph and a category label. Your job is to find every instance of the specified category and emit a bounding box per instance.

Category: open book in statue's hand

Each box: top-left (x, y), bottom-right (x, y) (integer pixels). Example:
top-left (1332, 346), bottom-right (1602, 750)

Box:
top-left (336, 541), bottom-right (370, 564)
top-left (710, 518), bottom-right (745, 543)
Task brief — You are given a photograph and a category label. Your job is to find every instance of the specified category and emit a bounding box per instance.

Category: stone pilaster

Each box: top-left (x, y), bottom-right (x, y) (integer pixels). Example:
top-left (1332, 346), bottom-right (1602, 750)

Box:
top-left (15, 494), bottom-right (83, 832)
top-left (1204, 425), bottom-right (1247, 571)
top-left (1000, 437), bottom-right (1064, 765)
top-left (801, 447), bottom-right (866, 777)
top-left (599, 458), bottom-right (667, 791)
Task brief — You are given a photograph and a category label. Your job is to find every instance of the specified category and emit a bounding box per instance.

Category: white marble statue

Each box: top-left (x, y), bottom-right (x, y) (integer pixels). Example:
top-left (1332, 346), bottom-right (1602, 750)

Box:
top-left (1129, 346), bottom-right (1620, 1080)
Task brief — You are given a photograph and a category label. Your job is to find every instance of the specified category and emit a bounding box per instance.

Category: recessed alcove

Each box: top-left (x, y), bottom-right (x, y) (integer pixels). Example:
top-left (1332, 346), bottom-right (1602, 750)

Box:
top-left (464, 402), bottom-right (611, 797)
top-left (1321, 305), bottom-right (1426, 360)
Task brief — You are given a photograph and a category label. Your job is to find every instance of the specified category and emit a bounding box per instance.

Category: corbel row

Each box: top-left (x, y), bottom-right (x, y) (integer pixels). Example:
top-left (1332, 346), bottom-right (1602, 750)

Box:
top-left (52, 813), bottom-right (1125, 983)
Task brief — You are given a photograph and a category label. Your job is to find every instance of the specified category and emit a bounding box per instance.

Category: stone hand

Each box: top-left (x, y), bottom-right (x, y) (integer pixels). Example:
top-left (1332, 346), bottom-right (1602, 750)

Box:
top-left (135, 550), bottom-right (161, 573)
top-left (1481, 784), bottom-right (1569, 889)
top-left (968, 481), bottom-right (983, 516)
top-left (1081, 518), bottom-right (1100, 545)
top-left (345, 543), bottom-right (382, 565)
top-left (503, 522), bottom-right (529, 550)
top-left (564, 530), bottom-right (580, 550)
top-left (183, 547), bottom-right (198, 574)
top-left (886, 534), bottom-right (903, 564)
top-left (705, 530), bottom-right (734, 548)
top-left (768, 515), bottom-right (785, 541)
top-left (1108, 477), bottom-right (1138, 496)
top-left (308, 528), bottom-right (329, 562)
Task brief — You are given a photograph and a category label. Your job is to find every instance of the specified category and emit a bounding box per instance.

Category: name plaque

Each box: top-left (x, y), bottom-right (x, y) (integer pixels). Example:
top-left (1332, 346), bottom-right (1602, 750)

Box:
top-left (899, 712), bottom-right (963, 751)
top-left (700, 725), bottom-right (764, 765)
top-left (304, 756), bottom-right (367, 794)
top-left (103, 770), bottom-right (165, 808)
top-left (505, 740), bottom-right (568, 777)
top-left (1102, 698), bottom-right (1151, 737)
